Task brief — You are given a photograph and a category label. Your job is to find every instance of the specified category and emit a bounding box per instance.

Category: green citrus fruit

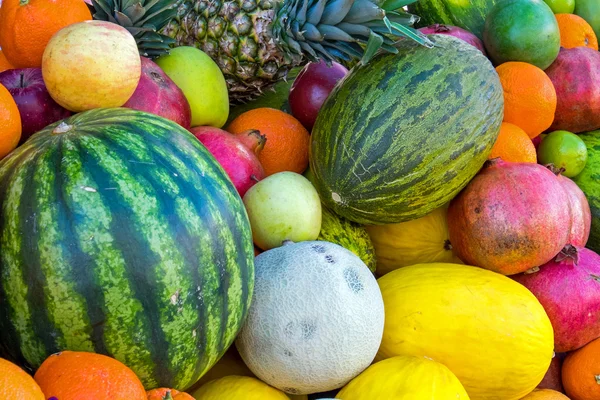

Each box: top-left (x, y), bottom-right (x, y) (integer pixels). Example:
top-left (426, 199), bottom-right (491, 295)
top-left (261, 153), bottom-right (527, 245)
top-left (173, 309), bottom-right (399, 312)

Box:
top-left (483, 0), bottom-right (560, 69)
top-left (543, 0), bottom-right (575, 13)
top-left (537, 130), bottom-right (588, 177)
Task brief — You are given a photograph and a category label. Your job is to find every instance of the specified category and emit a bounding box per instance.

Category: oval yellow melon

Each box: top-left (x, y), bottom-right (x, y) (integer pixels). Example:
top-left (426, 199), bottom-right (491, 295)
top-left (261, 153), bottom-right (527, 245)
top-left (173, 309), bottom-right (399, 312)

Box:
top-left (365, 206), bottom-right (462, 276)
top-left (336, 355), bottom-right (469, 399)
top-left (520, 389), bottom-right (569, 399)
top-left (377, 263), bottom-right (554, 400)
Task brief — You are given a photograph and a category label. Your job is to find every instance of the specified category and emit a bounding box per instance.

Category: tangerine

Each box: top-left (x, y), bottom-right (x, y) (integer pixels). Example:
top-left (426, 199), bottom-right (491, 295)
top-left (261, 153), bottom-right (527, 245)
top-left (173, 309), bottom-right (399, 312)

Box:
top-left (555, 13), bottom-right (599, 50)
top-left (227, 108), bottom-right (310, 176)
top-left (489, 122), bottom-right (537, 163)
top-left (0, 0), bottom-right (92, 68)
top-left (0, 82), bottom-right (21, 158)
top-left (496, 62), bottom-right (557, 139)
top-left (34, 351), bottom-right (147, 400)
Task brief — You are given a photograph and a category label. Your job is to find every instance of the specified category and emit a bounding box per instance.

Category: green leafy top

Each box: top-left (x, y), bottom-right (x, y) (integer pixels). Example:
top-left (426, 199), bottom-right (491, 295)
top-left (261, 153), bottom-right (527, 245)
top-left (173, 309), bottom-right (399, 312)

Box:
top-left (92, 0), bottom-right (181, 58)
top-left (271, 0), bottom-right (433, 65)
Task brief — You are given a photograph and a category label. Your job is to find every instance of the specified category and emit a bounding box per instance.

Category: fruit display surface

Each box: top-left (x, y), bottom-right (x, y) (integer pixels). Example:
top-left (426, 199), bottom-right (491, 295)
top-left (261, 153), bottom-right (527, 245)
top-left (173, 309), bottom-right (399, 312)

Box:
top-left (1, 0), bottom-right (600, 398)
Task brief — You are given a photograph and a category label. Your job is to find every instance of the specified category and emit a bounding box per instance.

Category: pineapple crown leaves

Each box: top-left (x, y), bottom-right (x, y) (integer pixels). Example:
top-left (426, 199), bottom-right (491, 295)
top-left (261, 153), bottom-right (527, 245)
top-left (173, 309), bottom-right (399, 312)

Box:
top-left (270, 0), bottom-right (433, 66)
top-left (92, 0), bottom-right (181, 58)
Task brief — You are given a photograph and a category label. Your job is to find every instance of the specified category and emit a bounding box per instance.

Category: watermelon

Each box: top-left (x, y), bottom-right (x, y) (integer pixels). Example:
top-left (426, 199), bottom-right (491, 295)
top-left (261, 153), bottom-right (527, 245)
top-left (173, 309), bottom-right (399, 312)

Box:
top-left (309, 35), bottom-right (504, 225)
top-left (573, 130), bottom-right (600, 253)
top-left (0, 108), bottom-right (255, 390)
top-left (408, 0), bottom-right (498, 39)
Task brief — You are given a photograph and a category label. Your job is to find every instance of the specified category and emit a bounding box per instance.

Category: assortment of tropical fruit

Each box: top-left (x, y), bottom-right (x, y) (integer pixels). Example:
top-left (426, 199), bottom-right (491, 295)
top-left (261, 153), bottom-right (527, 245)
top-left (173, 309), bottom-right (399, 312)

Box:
top-left (0, 0), bottom-right (600, 397)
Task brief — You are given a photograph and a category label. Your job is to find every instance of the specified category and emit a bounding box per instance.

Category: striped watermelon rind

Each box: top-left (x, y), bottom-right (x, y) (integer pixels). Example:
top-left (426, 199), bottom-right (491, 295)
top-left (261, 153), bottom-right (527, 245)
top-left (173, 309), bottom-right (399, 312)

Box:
top-left (309, 35), bottom-right (504, 225)
top-left (408, 0), bottom-right (498, 39)
top-left (573, 130), bottom-right (600, 253)
top-left (0, 108), bottom-right (254, 390)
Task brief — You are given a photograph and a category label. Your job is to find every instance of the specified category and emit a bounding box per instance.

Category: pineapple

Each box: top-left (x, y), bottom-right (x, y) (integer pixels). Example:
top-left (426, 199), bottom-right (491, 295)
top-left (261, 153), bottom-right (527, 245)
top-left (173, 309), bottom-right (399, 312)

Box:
top-left (93, 0), bottom-right (431, 103)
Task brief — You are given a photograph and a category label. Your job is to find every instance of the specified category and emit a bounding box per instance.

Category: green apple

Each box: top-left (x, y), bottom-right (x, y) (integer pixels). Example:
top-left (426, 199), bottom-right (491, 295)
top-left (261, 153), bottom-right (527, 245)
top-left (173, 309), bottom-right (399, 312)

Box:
top-left (243, 171), bottom-right (322, 250)
top-left (156, 46), bottom-right (229, 128)
top-left (575, 0), bottom-right (600, 40)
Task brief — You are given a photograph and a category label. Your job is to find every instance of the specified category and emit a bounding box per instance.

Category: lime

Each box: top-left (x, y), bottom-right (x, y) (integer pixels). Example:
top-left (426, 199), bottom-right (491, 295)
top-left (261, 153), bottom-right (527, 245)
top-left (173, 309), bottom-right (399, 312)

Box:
top-left (537, 130), bottom-right (588, 177)
top-left (544, 0), bottom-right (575, 13)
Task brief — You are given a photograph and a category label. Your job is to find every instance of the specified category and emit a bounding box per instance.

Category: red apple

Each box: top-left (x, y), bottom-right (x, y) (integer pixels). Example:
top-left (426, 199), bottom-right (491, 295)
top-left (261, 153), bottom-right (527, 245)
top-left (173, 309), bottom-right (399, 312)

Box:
top-left (0, 68), bottom-right (71, 144)
top-left (288, 60), bottom-right (348, 131)
top-left (123, 57), bottom-right (192, 128)
top-left (191, 126), bottom-right (266, 197)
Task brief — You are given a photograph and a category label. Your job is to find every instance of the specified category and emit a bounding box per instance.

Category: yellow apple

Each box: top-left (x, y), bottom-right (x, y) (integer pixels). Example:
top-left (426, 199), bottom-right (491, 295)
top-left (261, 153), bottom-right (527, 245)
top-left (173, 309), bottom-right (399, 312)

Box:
top-left (42, 21), bottom-right (141, 112)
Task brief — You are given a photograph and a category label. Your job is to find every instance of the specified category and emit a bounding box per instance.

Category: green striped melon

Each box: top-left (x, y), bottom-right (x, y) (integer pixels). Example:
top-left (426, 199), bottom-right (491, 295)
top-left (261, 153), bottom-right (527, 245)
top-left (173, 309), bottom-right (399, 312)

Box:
top-left (310, 35), bottom-right (503, 225)
top-left (0, 108), bottom-right (254, 390)
top-left (408, 0), bottom-right (498, 39)
top-left (573, 130), bottom-right (600, 253)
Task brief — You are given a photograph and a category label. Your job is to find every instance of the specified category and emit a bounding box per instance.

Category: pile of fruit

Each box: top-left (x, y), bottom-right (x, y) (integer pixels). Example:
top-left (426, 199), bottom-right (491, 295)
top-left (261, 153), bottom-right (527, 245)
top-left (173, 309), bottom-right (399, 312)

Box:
top-left (0, 0), bottom-right (599, 397)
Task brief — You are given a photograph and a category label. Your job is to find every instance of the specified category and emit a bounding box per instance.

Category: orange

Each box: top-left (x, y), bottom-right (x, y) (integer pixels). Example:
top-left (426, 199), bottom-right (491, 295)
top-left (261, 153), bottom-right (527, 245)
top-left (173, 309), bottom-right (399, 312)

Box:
top-left (0, 358), bottom-right (45, 399)
top-left (0, 0), bottom-right (92, 68)
top-left (562, 337), bottom-right (600, 400)
top-left (34, 351), bottom-right (147, 400)
top-left (0, 49), bottom-right (14, 72)
top-left (227, 108), bottom-right (310, 176)
top-left (555, 13), bottom-right (599, 50)
top-left (496, 61), bottom-right (557, 139)
top-left (488, 122), bottom-right (537, 163)
top-left (147, 388), bottom-right (195, 400)
top-left (0, 82), bottom-right (21, 159)
top-left (520, 389), bottom-right (570, 399)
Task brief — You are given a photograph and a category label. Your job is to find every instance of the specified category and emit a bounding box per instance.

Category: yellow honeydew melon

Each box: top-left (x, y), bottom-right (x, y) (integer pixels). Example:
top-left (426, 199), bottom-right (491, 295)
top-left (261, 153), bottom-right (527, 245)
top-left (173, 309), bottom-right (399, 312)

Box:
top-left (377, 263), bottom-right (554, 400)
top-left (236, 241), bottom-right (384, 395)
top-left (366, 205), bottom-right (462, 276)
top-left (191, 375), bottom-right (289, 399)
top-left (336, 355), bottom-right (469, 399)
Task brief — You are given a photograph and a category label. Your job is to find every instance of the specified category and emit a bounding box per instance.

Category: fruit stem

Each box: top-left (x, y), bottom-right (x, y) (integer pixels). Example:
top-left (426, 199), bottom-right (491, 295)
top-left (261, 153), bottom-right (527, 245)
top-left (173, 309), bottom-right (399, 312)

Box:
top-left (52, 121), bottom-right (74, 134)
top-left (19, 72), bottom-right (24, 88)
top-left (545, 163), bottom-right (566, 176)
top-left (250, 174), bottom-right (260, 183)
top-left (19, 0), bottom-right (29, 5)
top-left (443, 239), bottom-right (452, 251)
top-left (595, 375), bottom-right (600, 384)
top-left (484, 157), bottom-right (503, 168)
top-left (162, 391), bottom-right (174, 400)
top-left (236, 129), bottom-right (267, 154)
top-left (433, 23), bottom-right (451, 33)
top-left (555, 244), bottom-right (579, 265)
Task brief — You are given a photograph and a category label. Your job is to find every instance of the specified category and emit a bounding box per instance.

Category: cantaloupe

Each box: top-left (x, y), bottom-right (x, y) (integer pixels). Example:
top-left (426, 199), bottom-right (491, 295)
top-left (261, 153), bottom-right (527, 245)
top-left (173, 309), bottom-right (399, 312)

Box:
top-left (235, 241), bottom-right (384, 395)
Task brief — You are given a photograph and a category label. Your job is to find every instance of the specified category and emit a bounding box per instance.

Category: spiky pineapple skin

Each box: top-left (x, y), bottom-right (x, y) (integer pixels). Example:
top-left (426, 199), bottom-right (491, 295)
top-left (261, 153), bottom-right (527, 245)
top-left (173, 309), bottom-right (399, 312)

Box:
top-left (161, 0), bottom-right (304, 104)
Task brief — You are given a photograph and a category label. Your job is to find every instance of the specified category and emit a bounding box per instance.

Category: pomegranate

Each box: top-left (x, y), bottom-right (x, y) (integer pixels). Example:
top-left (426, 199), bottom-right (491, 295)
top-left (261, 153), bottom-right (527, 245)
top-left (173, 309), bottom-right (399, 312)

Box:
top-left (552, 168), bottom-right (591, 247)
top-left (513, 246), bottom-right (600, 352)
top-left (447, 159), bottom-right (571, 275)
top-left (124, 57), bottom-right (191, 128)
top-left (288, 60), bottom-right (348, 131)
top-left (418, 24), bottom-right (487, 55)
top-left (191, 127), bottom-right (266, 197)
top-left (537, 353), bottom-right (565, 393)
top-left (545, 47), bottom-right (600, 133)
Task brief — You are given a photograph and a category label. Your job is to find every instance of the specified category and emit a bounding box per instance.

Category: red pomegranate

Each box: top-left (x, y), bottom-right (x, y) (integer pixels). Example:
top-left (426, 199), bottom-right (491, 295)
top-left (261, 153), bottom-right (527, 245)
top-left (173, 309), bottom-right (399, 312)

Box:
top-left (418, 24), bottom-right (487, 55)
top-left (537, 353), bottom-right (565, 393)
top-left (124, 57), bottom-right (192, 128)
top-left (545, 47), bottom-right (600, 133)
top-left (447, 159), bottom-right (571, 275)
top-left (554, 170), bottom-right (591, 247)
top-left (191, 127), bottom-right (266, 197)
top-left (513, 246), bottom-right (600, 352)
